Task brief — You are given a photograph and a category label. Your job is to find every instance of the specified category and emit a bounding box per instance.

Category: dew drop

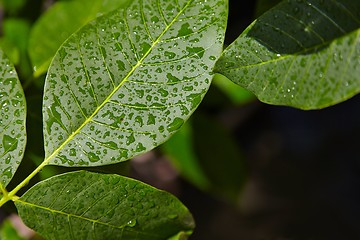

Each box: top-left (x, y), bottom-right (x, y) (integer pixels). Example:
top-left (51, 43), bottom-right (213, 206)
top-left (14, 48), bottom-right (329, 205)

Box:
top-left (126, 219), bottom-right (137, 227)
top-left (2, 135), bottom-right (18, 152)
top-left (167, 118), bottom-right (184, 132)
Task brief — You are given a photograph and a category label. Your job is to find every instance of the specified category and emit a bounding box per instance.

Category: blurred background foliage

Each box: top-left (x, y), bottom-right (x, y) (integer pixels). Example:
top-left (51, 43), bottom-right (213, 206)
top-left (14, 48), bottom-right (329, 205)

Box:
top-left (0, 0), bottom-right (359, 239)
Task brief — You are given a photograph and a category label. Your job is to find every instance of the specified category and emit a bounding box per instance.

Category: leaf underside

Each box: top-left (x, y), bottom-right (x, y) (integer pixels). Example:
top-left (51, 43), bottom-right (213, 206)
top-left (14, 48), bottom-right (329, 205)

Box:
top-left (15, 171), bottom-right (194, 240)
top-left (216, 0), bottom-right (360, 109)
top-left (0, 49), bottom-right (26, 187)
top-left (43, 0), bottom-right (227, 166)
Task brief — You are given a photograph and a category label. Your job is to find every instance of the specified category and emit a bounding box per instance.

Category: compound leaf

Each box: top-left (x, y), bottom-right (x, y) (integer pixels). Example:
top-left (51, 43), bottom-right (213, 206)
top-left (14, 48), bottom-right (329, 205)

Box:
top-left (0, 49), bottom-right (26, 188)
top-left (216, 0), bottom-right (360, 109)
top-left (15, 171), bottom-right (194, 240)
top-left (43, 0), bottom-right (227, 166)
top-left (29, 0), bottom-right (132, 77)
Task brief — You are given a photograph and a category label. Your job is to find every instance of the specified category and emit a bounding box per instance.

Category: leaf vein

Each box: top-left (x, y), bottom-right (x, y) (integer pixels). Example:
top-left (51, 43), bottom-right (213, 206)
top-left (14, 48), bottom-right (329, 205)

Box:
top-left (305, 0), bottom-right (346, 34)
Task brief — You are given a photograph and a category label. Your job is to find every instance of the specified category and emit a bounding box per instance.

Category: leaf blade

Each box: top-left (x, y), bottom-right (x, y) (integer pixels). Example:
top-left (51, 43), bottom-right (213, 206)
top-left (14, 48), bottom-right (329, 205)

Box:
top-left (15, 171), bottom-right (194, 240)
top-left (0, 49), bottom-right (26, 187)
top-left (216, 0), bottom-right (360, 109)
top-left (43, 0), bottom-right (228, 166)
top-left (29, 0), bottom-right (132, 77)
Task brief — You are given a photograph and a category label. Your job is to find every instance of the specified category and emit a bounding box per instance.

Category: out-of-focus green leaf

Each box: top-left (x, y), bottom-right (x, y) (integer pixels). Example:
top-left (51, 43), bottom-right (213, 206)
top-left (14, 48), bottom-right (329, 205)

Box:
top-left (42, 0), bottom-right (227, 167)
top-left (212, 73), bottom-right (255, 105)
top-left (162, 122), bottom-right (210, 191)
top-left (163, 113), bottom-right (246, 202)
top-left (0, 19), bottom-right (31, 65)
top-left (0, 19), bottom-right (32, 80)
top-left (16, 171), bottom-right (195, 240)
top-left (0, 49), bottom-right (26, 188)
top-left (0, 220), bottom-right (25, 240)
top-left (0, 0), bottom-right (26, 15)
top-left (192, 113), bottom-right (246, 201)
top-left (29, 0), bottom-right (133, 77)
top-left (216, 0), bottom-right (360, 109)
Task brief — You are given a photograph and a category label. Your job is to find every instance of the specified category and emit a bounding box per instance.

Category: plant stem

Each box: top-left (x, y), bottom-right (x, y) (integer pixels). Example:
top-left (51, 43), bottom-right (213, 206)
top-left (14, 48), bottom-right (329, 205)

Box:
top-left (0, 159), bottom-right (49, 207)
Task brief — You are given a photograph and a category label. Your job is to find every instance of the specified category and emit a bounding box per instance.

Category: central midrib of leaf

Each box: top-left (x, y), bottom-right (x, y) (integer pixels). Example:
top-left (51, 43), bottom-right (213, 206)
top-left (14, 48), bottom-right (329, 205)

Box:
top-left (2, 0), bottom-right (196, 201)
top-left (44, 0), bottom-right (194, 165)
top-left (16, 199), bottom-right (161, 237)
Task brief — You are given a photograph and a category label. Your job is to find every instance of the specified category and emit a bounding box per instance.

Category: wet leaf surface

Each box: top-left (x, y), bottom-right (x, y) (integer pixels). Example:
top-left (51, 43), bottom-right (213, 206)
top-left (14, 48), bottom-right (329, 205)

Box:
top-left (43, 0), bottom-right (228, 166)
top-left (29, 0), bottom-right (132, 77)
top-left (0, 49), bottom-right (26, 188)
top-left (16, 171), bottom-right (194, 240)
top-left (216, 0), bottom-right (360, 109)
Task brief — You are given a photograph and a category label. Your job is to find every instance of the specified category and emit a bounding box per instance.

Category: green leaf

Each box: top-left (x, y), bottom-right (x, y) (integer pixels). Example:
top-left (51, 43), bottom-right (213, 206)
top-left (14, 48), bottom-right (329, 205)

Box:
top-left (0, 0), bottom-right (26, 15)
top-left (0, 19), bottom-right (32, 79)
top-left (255, 0), bottom-right (282, 17)
top-left (0, 49), bottom-right (26, 188)
top-left (167, 231), bottom-right (193, 240)
top-left (161, 121), bottom-right (210, 191)
top-left (163, 113), bottom-right (246, 202)
top-left (216, 0), bottom-right (360, 109)
top-left (15, 171), bottom-right (195, 240)
top-left (43, 0), bottom-right (228, 166)
top-left (0, 220), bottom-right (25, 240)
top-left (29, 0), bottom-right (133, 77)
top-left (212, 73), bottom-right (255, 105)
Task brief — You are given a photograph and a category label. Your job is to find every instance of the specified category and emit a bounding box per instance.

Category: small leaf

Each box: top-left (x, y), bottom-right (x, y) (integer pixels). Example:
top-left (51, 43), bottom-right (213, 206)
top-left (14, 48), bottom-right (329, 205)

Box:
top-left (15, 171), bottom-right (195, 240)
top-left (216, 0), bottom-right (360, 109)
top-left (212, 73), bottom-right (255, 105)
top-left (43, 0), bottom-right (228, 166)
top-left (161, 121), bottom-right (210, 191)
top-left (0, 49), bottom-right (26, 187)
top-left (162, 113), bottom-right (246, 202)
top-left (29, 0), bottom-right (132, 77)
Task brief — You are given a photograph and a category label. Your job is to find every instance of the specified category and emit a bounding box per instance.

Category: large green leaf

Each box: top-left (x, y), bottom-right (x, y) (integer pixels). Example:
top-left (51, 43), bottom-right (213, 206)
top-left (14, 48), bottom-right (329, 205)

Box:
top-left (29, 0), bottom-right (132, 77)
top-left (15, 171), bottom-right (194, 240)
top-left (0, 49), bottom-right (26, 188)
top-left (255, 0), bottom-right (282, 17)
top-left (43, 0), bottom-right (228, 166)
top-left (216, 0), bottom-right (360, 109)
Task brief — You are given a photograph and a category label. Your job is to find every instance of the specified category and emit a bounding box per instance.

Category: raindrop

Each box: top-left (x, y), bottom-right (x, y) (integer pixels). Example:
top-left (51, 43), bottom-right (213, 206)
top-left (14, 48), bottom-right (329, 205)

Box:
top-left (126, 219), bottom-right (137, 227)
top-left (167, 118), bottom-right (184, 132)
top-left (2, 135), bottom-right (18, 152)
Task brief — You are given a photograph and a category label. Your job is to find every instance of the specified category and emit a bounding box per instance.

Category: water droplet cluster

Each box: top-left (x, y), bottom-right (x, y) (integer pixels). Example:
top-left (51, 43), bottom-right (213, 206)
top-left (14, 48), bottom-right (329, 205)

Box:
top-left (216, 0), bottom-right (360, 109)
top-left (16, 171), bottom-right (195, 239)
top-left (0, 50), bottom-right (26, 187)
top-left (43, 0), bottom-right (227, 166)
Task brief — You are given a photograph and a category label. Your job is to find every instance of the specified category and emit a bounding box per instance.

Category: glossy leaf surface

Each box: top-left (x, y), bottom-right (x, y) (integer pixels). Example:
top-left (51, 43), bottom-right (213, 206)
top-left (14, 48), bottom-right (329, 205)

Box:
top-left (29, 0), bottom-right (132, 77)
top-left (216, 0), bottom-right (360, 109)
top-left (0, 50), bottom-right (26, 187)
top-left (16, 171), bottom-right (194, 240)
top-left (43, 0), bottom-right (227, 166)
